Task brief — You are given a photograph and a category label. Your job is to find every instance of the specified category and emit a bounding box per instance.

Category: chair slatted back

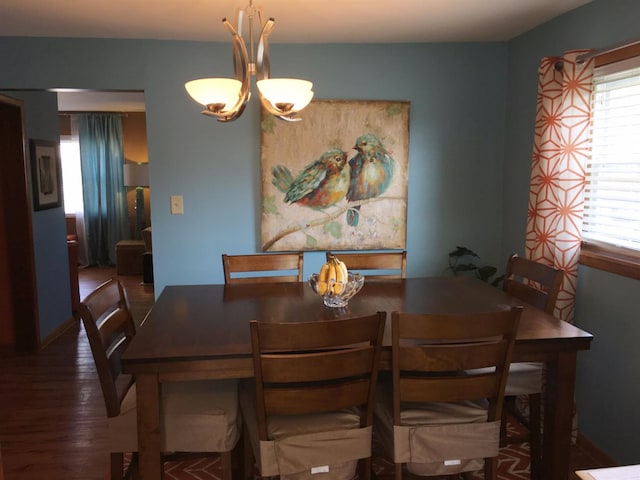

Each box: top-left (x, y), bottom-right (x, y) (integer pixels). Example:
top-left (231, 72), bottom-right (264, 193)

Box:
top-left (250, 313), bottom-right (385, 440)
top-left (391, 307), bottom-right (521, 425)
top-left (78, 278), bottom-right (136, 418)
top-left (222, 252), bottom-right (304, 284)
top-left (503, 254), bottom-right (563, 314)
top-left (326, 251), bottom-right (407, 279)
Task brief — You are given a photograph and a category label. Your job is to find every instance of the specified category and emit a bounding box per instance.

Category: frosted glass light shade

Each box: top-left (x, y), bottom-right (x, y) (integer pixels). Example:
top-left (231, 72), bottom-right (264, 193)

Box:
top-left (185, 78), bottom-right (243, 109)
top-left (257, 78), bottom-right (314, 112)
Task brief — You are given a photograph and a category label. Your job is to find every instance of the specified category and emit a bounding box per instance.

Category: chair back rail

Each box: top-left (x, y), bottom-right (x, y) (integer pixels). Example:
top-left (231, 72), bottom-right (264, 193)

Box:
top-left (503, 254), bottom-right (563, 314)
top-left (326, 251), bottom-right (407, 279)
top-left (250, 312), bottom-right (386, 437)
top-left (391, 307), bottom-right (522, 424)
top-left (387, 307), bottom-right (521, 480)
top-left (78, 278), bottom-right (135, 417)
top-left (222, 252), bottom-right (304, 284)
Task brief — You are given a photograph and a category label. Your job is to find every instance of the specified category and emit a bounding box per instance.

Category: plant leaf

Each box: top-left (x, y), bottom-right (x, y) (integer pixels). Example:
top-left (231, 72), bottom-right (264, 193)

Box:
top-left (448, 246), bottom-right (478, 258)
top-left (477, 265), bottom-right (497, 282)
top-left (453, 263), bottom-right (478, 273)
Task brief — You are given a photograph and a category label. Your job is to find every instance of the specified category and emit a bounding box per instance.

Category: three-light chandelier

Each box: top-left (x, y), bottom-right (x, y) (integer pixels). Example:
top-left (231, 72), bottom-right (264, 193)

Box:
top-left (185, 1), bottom-right (314, 122)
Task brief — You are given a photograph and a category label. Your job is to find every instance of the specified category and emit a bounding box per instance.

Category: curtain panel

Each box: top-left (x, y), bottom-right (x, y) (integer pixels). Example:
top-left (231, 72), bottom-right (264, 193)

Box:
top-left (79, 114), bottom-right (129, 267)
top-left (526, 50), bottom-right (594, 323)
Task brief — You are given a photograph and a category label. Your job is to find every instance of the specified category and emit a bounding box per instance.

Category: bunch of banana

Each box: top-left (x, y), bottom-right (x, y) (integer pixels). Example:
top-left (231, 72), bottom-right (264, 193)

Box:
top-left (316, 255), bottom-right (349, 295)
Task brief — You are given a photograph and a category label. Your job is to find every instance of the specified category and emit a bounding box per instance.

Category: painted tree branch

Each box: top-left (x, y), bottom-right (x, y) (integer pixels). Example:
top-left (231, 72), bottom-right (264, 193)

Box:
top-left (262, 196), bottom-right (405, 251)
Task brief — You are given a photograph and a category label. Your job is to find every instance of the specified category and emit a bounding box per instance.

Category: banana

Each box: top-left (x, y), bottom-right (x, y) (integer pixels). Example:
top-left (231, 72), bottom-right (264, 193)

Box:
top-left (316, 262), bottom-right (330, 295)
top-left (327, 261), bottom-right (337, 295)
top-left (335, 257), bottom-right (348, 281)
top-left (330, 255), bottom-right (348, 294)
top-left (315, 254), bottom-right (350, 296)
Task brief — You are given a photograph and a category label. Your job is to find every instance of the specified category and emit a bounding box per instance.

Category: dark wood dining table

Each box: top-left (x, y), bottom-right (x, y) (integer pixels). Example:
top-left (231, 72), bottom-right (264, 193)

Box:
top-left (121, 276), bottom-right (593, 480)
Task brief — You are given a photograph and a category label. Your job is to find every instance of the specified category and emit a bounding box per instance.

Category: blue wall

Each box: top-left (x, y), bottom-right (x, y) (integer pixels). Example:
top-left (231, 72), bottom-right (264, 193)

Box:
top-left (0, 38), bottom-right (508, 290)
top-left (2, 0), bottom-right (639, 464)
top-left (1, 90), bottom-right (72, 341)
top-left (504, 0), bottom-right (640, 464)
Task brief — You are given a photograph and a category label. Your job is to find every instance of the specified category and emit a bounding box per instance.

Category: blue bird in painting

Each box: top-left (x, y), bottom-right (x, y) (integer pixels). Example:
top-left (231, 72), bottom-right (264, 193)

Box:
top-left (271, 148), bottom-right (350, 209)
top-left (345, 133), bottom-right (395, 226)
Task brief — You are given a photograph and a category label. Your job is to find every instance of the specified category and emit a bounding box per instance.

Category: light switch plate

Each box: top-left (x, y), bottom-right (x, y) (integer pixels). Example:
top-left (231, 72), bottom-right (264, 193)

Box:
top-left (170, 195), bottom-right (184, 215)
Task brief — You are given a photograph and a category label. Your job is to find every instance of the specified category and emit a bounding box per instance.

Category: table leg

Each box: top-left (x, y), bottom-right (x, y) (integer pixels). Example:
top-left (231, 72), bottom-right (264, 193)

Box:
top-left (135, 373), bottom-right (162, 479)
top-left (543, 351), bottom-right (577, 480)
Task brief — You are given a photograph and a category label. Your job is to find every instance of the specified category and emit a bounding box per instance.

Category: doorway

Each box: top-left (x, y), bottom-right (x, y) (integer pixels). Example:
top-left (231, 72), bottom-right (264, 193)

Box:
top-left (57, 91), bottom-right (150, 263)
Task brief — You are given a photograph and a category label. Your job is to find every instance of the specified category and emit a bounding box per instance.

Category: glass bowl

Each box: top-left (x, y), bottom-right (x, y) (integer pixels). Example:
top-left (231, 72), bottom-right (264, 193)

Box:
top-left (308, 272), bottom-right (365, 308)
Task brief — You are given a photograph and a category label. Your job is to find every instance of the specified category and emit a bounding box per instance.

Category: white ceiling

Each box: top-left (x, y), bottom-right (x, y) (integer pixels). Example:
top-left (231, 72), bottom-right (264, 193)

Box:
top-left (2, 0), bottom-right (591, 44)
top-left (22, 0), bottom-right (591, 111)
top-left (57, 91), bottom-right (146, 112)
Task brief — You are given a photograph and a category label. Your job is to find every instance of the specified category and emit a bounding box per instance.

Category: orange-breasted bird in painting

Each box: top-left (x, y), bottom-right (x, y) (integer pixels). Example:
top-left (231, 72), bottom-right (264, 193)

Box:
top-left (346, 133), bottom-right (395, 226)
top-left (272, 148), bottom-right (350, 209)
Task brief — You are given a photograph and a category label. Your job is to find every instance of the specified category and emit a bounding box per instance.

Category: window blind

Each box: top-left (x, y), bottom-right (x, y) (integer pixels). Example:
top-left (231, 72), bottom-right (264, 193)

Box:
top-left (583, 64), bottom-right (640, 251)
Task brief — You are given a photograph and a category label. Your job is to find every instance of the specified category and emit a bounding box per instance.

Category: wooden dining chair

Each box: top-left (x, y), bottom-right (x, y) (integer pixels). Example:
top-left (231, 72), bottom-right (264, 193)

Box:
top-left (79, 278), bottom-right (241, 480)
top-left (240, 312), bottom-right (386, 480)
top-left (501, 253), bottom-right (564, 480)
top-left (325, 251), bottom-right (407, 279)
top-left (374, 307), bottom-right (522, 480)
top-left (222, 252), bottom-right (304, 284)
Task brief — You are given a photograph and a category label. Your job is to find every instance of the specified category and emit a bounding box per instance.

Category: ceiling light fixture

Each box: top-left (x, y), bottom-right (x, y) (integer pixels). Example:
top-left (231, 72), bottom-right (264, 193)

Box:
top-left (185, 0), bottom-right (314, 123)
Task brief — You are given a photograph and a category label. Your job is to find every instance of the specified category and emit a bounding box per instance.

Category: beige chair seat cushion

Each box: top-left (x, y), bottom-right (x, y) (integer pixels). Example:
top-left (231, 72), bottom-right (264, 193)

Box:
top-left (239, 380), bottom-right (371, 480)
top-left (109, 379), bottom-right (240, 453)
top-left (374, 383), bottom-right (499, 476)
top-left (505, 362), bottom-right (543, 396)
top-left (469, 362), bottom-right (543, 396)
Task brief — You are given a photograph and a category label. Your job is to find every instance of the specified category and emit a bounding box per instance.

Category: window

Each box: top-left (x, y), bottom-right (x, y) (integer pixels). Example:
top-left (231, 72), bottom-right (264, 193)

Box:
top-left (60, 138), bottom-right (84, 215)
top-left (580, 43), bottom-right (640, 280)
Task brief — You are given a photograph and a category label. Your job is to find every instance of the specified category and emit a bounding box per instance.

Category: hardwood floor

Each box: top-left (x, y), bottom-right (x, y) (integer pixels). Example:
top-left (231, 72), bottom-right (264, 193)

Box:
top-left (0, 267), bottom-right (613, 479)
top-left (0, 267), bottom-right (153, 480)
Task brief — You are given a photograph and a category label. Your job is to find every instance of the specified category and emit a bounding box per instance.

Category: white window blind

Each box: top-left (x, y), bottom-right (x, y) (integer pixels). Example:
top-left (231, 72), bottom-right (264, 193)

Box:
top-left (583, 62), bottom-right (640, 251)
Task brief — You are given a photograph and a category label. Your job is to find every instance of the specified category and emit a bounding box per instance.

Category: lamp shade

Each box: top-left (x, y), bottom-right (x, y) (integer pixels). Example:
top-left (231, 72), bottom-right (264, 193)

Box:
top-left (123, 163), bottom-right (149, 187)
top-left (185, 78), bottom-right (243, 109)
top-left (257, 79), bottom-right (314, 112)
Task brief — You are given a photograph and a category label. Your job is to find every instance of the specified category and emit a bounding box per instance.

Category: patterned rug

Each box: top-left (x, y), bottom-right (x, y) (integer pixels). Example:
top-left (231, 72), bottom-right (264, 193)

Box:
top-left (122, 416), bottom-right (531, 480)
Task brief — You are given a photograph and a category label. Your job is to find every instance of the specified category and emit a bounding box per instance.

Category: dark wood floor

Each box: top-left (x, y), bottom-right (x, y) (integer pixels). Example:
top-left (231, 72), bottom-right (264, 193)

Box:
top-left (0, 267), bottom-right (613, 479)
top-left (0, 267), bottom-right (154, 480)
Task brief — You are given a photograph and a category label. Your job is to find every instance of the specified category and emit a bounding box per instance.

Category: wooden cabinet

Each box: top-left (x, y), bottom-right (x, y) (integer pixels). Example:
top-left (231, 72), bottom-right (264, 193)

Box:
top-left (116, 240), bottom-right (146, 275)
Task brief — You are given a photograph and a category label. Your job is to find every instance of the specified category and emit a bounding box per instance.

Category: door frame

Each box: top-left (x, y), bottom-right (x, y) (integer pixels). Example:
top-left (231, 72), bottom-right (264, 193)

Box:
top-left (0, 93), bottom-right (40, 351)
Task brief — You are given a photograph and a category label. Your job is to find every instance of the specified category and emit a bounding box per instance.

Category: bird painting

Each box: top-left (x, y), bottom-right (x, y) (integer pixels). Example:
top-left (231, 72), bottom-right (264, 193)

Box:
top-left (271, 148), bottom-right (350, 209)
top-left (346, 133), bottom-right (395, 226)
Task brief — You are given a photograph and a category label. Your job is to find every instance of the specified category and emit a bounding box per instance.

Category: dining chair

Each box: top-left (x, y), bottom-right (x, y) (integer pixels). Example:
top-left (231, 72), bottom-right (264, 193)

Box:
top-left (501, 253), bottom-right (564, 480)
top-left (325, 251), bottom-right (407, 279)
top-left (374, 307), bottom-right (522, 480)
top-left (240, 312), bottom-right (386, 480)
top-left (222, 252), bottom-right (304, 284)
top-left (79, 278), bottom-right (241, 480)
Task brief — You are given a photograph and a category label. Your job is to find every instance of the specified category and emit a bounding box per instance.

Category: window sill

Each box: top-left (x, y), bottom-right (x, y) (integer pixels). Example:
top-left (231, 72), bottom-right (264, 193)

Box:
top-left (579, 242), bottom-right (640, 281)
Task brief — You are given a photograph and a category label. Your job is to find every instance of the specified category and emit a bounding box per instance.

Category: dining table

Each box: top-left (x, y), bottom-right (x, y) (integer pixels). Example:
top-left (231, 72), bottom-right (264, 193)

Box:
top-left (121, 276), bottom-right (593, 480)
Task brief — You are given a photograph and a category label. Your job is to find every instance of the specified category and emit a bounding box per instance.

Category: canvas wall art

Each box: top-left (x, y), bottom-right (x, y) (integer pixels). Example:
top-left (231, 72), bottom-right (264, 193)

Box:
top-left (261, 99), bottom-right (410, 251)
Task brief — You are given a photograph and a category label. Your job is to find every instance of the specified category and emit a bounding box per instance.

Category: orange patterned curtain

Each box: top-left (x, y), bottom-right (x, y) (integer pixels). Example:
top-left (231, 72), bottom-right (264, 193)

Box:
top-left (526, 50), bottom-right (594, 323)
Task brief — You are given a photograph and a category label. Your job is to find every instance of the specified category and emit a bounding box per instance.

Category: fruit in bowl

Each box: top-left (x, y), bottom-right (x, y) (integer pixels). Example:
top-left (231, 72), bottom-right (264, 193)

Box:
top-left (308, 255), bottom-right (365, 307)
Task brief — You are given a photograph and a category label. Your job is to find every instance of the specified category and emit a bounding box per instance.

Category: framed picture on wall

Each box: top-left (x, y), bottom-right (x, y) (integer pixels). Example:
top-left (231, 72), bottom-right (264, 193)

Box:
top-left (29, 139), bottom-right (62, 211)
top-left (261, 99), bottom-right (410, 252)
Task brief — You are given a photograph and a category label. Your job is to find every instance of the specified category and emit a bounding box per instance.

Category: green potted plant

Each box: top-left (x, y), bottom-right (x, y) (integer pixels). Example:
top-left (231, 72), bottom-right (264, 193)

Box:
top-left (447, 246), bottom-right (504, 287)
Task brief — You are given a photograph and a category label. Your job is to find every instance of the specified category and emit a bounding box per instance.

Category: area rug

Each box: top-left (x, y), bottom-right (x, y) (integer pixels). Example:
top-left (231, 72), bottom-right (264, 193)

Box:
top-left (122, 417), bottom-right (530, 480)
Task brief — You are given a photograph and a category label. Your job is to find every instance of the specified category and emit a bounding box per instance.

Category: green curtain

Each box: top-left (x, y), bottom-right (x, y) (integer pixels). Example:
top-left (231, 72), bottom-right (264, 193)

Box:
top-left (78, 114), bottom-right (128, 266)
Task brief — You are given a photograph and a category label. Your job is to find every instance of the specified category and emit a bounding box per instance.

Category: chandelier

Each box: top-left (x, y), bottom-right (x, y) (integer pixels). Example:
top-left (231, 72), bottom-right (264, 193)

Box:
top-left (185, 1), bottom-right (314, 122)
